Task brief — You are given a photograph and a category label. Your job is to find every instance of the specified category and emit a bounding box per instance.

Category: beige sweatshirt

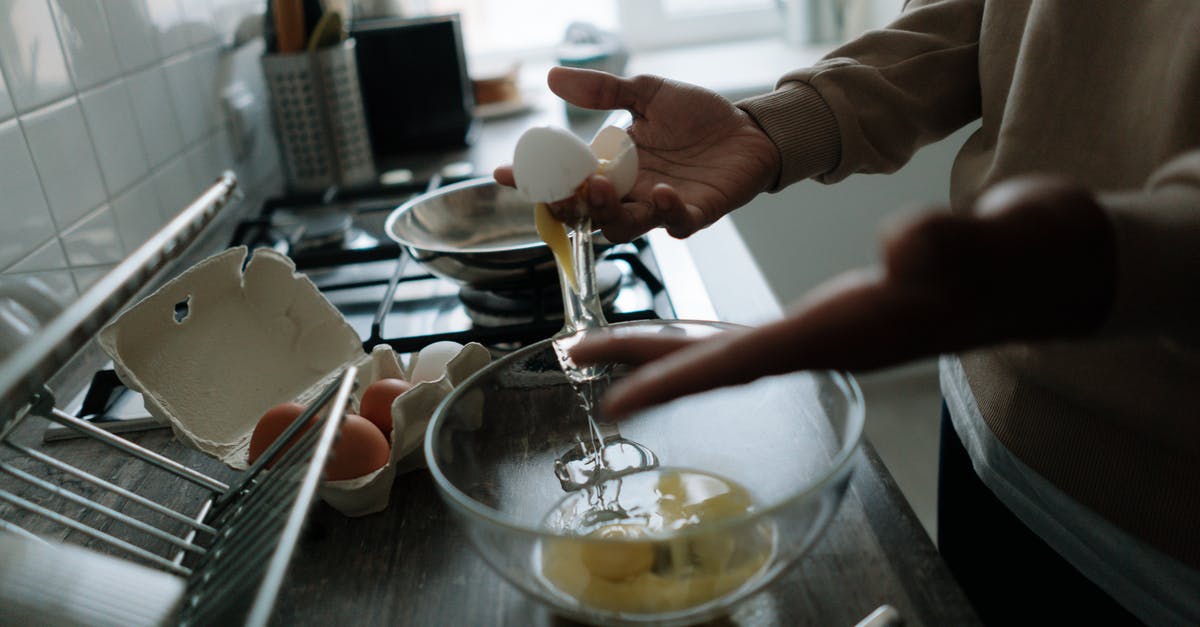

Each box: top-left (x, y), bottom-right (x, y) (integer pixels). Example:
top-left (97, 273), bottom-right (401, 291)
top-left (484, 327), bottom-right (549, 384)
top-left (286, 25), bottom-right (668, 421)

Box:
top-left (738, 0), bottom-right (1200, 570)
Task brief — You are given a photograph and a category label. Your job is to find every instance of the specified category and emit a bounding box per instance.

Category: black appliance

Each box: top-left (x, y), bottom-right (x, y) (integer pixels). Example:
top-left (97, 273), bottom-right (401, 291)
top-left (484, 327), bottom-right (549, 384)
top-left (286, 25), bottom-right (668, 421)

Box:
top-left (351, 15), bottom-right (478, 160)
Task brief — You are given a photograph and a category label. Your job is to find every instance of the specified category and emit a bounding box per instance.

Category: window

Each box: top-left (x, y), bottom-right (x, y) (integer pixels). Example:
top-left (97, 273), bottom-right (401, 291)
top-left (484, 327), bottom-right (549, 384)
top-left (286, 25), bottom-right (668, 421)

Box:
top-left (424, 0), bottom-right (619, 59)
top-left (616, 0), bottom-right (782, 51)
top-left (419, 0), bottom-right (783, 58)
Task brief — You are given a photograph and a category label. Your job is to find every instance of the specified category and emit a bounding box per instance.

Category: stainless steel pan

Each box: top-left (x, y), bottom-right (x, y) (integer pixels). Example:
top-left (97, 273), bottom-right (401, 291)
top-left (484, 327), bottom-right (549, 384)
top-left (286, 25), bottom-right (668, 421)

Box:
top-left (384, 177), bottom-right (611, 288)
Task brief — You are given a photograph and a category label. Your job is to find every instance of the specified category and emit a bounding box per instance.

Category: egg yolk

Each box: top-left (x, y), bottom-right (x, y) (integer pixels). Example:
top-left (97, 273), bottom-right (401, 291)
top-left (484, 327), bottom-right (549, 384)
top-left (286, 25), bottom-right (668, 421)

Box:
top-left (534, 159), bottom-right (617, 295)
top-left (535, 202), bottom-right (577, 292)
top-left (540, 469), bottom-right (772, 614)
top-left (579, 524), bottom-right (656, 581)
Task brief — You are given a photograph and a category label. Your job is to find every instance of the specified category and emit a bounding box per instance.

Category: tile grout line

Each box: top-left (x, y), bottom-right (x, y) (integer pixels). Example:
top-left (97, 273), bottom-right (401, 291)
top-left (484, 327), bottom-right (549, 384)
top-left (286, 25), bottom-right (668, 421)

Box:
top-left (0, 0), bottom-right (242, 292)
top-left (50, 0), bottom-right (134, 259)
top-left (0, 125), bottom-right (228, 276)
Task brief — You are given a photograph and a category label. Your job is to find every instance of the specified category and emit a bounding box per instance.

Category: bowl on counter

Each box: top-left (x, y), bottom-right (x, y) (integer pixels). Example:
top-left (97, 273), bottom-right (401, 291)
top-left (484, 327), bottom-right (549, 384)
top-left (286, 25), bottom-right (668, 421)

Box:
top-left (384, 177), bottom-right (613, 289)
top-left (425, 320), bottom-right (865, 625)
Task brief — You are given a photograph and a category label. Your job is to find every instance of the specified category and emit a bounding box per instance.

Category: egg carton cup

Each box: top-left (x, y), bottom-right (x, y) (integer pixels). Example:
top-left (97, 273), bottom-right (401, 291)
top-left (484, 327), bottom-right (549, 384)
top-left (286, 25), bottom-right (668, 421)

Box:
top-left (97, 246), bottom-right (490, 517)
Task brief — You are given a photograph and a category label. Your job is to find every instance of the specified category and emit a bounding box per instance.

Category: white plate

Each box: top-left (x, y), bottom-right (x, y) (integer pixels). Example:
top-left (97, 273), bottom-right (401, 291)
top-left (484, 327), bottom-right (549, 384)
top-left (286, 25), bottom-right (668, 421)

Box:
top-left (475, 91), bottom-right (538, 120)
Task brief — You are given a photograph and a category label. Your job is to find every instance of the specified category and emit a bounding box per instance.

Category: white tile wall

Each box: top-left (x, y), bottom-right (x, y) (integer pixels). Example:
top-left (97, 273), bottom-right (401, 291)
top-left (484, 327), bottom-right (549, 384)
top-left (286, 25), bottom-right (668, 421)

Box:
top-left (0, 119), bottom-right (57, 268)
top-left (144, 0), bottom-right (192, 59)
top-left (0, 0), bottom-right (281, 305)
top-left (0, 0), bottom-right (74, 111)
top-left (152, 154), bottom-right (199, 222)
top-left (178, 0), bottom-right (218, 48)
top-left (21, 97), bottom-right (108, 227)
top-left (103, 0), bottom-right (161, 72)
top-left (110, 178), bottom-right (162, 251)
top-left (48, 0), bottom-right (123, 90)
top-left (0, 60), bottom-right (14, 120)
top-left (164, 53), bottom-right (209, 144)
top-left (60, 204), bottom-right (124, 266)
top-left (6, 237), bottom-right (76, 301)
top-left (9, 236), bottom-right (68, 273)
top-left (79, 79), bottom-right (151, 195)
top-left (71, 263), bottom-right (113, 292)
top-left (126, 65), bottom-right (186, 167)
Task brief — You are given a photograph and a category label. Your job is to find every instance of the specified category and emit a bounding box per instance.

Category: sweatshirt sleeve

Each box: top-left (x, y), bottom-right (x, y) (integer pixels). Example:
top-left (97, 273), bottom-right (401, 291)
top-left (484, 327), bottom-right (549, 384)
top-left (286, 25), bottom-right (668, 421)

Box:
top-left (1100, 150), bottom-right (1200, 342)
top-left (737, 0), bottom-right (984, 189)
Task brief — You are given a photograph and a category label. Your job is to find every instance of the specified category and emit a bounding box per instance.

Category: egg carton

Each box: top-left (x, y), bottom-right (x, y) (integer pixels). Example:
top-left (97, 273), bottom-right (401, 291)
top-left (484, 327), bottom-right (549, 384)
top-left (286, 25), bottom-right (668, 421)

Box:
top-left (97, 246), bottom-right (491, 516)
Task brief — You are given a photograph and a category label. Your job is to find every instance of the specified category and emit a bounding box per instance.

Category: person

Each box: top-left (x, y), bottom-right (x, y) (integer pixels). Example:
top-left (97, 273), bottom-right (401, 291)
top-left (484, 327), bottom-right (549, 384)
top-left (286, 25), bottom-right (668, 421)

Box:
top-left (495, 1), bottom-right (1200, 625)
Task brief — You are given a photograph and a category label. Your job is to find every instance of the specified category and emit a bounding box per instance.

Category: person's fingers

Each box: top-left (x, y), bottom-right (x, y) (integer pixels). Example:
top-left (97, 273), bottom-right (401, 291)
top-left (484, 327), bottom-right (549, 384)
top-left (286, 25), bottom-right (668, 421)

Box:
top-left (537, 175), bottom-right (662, 241)
top-left (974, 174), bottom-right (1084, 217)
top-left (651, 184), bottom-right (708, 238)
top-left (881, 210), bottom-right (979, 285)
top-left (582, 174), bottom-right (623, 224)
top-left (598, 201), bottom-right (662, 243)
top-left (547, 67), bottom-right (662, 114)
top-left (599, 267), bottom-right (968, 418)
top-left (493, 165), bottom-right (515, 187)
top-left (597, 330), bottom-right (752, 418)
top-left (546, 196), bottom-right (586, 224)
top-left (569, 334), bottom-right (697, 367)
top-left (542, 175), bottom-right (626, 224)
top-left (973, 175), bottom-right (1115, 336)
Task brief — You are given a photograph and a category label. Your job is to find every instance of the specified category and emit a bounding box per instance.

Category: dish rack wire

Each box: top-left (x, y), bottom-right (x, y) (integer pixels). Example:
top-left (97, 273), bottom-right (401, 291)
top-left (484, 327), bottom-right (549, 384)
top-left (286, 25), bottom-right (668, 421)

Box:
top-left (0, 172), bottom-right (352, 626)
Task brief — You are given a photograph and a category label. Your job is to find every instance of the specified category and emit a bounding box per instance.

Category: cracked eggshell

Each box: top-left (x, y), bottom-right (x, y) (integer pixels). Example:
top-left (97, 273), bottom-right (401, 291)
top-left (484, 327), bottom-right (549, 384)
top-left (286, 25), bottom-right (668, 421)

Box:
top-left (591, 125), bottom-right (638, 198)
top-left (98, 247), bottom-right (363, 465)
top-left (512, 126), bottom-right (599, 203)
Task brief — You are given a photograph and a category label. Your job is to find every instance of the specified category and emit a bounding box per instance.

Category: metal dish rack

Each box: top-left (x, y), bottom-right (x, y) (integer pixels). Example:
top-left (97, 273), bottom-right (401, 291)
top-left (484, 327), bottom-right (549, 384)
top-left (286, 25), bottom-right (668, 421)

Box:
top-left (0, 173), bottom-right (352, 626)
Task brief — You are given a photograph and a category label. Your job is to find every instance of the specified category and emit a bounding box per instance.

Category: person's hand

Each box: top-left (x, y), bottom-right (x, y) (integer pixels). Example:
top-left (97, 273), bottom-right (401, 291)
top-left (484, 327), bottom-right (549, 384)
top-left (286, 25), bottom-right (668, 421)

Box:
top-left (494, 66), bottom-right (781, 242)
top-left (571, 175), bottom-right (1118, 418)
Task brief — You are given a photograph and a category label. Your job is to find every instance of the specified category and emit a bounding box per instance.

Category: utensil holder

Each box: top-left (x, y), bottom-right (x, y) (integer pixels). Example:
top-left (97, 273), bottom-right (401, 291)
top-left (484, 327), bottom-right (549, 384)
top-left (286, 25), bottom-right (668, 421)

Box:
top-left (262, 39), bottom-right (376, 192)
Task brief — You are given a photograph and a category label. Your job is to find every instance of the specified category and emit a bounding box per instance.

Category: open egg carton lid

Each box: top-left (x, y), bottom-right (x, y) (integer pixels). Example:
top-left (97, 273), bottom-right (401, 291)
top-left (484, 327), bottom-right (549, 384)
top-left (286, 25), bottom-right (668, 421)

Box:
top-left (97, 246), bottom-right (490, 516)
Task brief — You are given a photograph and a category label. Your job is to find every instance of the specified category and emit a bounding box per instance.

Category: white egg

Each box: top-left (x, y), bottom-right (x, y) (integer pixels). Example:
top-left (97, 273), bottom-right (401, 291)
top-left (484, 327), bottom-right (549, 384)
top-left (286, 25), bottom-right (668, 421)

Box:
top-left (512, 125), bottom-right (638, 204)
top-left (410, 341), bottom-right (464, 384)
top-left (590, 126), bottom-right (638, 198)
top-left (513, 126), bottom-right (599, 203)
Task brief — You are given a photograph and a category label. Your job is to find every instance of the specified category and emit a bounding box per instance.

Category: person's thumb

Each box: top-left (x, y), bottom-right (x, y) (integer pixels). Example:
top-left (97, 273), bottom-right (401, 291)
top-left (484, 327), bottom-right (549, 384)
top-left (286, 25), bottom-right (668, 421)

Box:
top-left (548, 66), bottom-right (660, 114)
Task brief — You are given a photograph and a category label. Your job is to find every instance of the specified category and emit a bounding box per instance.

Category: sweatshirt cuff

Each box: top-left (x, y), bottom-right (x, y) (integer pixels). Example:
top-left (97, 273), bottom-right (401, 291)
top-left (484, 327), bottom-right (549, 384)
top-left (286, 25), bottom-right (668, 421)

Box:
top-left (736, 82), bottom-right (841, 191)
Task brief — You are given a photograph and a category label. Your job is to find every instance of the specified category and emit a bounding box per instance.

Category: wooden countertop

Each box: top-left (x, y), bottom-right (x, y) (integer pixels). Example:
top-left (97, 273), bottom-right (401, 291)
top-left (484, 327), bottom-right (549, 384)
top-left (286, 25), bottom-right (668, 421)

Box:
top-left (270, 439), bottom-right (977, 626)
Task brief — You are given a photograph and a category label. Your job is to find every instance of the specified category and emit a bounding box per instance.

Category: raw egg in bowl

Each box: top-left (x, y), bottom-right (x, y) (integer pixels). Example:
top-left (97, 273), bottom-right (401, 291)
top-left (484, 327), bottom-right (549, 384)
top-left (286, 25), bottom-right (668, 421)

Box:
top-left (425, 320), bottom-right (864, 625)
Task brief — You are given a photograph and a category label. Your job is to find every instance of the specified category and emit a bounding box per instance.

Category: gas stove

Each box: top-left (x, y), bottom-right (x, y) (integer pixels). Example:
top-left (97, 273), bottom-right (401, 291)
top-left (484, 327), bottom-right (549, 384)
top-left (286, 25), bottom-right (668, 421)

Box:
top-left (53, 176), bottom-right (679, 438)
top-left (229, 176), bottom-right (673, 353)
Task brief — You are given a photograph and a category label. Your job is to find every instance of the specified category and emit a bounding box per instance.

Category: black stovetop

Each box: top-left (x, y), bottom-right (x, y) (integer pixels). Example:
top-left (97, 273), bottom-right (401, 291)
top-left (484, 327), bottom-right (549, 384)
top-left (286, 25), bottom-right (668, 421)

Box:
top-left (56, 177), bottom-right (676, 434)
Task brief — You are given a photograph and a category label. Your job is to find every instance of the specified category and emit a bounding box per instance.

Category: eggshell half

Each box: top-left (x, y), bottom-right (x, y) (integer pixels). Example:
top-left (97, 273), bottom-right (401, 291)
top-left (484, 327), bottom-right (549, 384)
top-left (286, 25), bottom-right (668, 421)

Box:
top-left (591, 125), bottom-right (638, 198)
top-left (513, 126), bottom-right (599, 203)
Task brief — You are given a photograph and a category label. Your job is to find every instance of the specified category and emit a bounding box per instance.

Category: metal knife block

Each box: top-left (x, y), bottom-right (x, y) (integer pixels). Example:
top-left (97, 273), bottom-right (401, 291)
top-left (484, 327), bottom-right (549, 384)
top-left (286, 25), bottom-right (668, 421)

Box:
top-left (261, 39), bottom-right (376, 192)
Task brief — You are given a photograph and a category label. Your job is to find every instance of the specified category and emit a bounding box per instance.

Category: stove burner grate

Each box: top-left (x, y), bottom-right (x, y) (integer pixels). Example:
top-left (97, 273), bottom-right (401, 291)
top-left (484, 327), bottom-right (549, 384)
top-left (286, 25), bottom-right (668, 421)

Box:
top-left (458, 261), bottom-right (623, 327)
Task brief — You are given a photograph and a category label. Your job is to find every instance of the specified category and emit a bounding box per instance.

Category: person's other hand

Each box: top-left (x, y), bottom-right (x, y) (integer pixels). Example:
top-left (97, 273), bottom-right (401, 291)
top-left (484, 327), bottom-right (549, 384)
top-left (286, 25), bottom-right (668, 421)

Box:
top-left (494, 66), bottom-right (781, 242)
top-left (571, 175), bottom-right (1118, 418)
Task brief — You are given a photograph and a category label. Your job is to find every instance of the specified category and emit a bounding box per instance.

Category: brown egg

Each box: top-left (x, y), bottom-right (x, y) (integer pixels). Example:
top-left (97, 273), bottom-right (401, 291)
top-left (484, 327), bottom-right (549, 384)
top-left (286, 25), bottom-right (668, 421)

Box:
top-left (248, 404), bottom-right (390, 480)
top-left (325, 413), bottom-right (390, 480)
top-left (358, 378), bottom-right (412, 439)
top-left (247, 402), bottom-right (311, 467)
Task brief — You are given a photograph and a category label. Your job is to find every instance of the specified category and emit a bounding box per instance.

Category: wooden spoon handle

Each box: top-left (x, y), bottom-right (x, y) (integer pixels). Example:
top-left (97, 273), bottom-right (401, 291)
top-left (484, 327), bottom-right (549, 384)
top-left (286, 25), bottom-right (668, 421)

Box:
top-left (273, 0), bottom-right (306, 54)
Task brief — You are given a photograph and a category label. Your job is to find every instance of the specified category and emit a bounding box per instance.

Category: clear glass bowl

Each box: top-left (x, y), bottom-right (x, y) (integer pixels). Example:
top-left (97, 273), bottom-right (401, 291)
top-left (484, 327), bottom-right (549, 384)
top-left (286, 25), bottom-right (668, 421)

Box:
top-left (425, 320), bottom-right (865, 625)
